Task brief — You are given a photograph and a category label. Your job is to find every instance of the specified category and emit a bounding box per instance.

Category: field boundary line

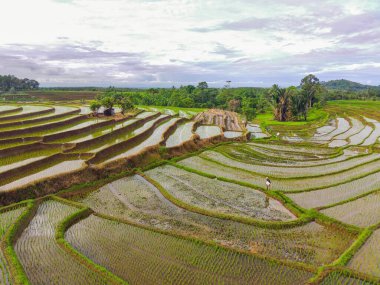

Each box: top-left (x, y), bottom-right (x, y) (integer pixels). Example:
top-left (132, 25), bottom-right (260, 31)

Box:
top-left (0, 200), bottom-right (38, 285)
top-left (141, 169), bottom-right (311, 229)
top-left (214, 145), bottom-right (372, 169)
top-left (93, 207), bottom-right (317, 274)
top-left (55, 203), bottom-right (129, 285)
top-left (198, 151), bottom-right (380, 180)
top-left (317, 188), bottom-right (380, 211)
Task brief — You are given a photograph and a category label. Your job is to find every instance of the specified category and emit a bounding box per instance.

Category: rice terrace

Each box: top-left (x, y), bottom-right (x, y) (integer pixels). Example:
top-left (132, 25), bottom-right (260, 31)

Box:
top-left (1, 0), bottom-right (380, 284)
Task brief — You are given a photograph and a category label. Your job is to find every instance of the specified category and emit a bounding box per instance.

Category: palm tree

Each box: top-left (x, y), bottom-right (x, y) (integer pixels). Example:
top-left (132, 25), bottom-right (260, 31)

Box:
top-left (270, 85), bottom-right (293, 121)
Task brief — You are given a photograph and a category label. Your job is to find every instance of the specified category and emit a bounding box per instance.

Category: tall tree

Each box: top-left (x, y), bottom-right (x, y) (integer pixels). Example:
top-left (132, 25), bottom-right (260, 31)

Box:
top-left (270, 85), bottom-right (293, 121)
top-left (241, 97), bottom-right (257, 121)
top-left (291, 92), bottom-right (308, 120)
top-left (300, 74), bottom-right (320, 108)
top-left (197, 81), bottom-right (208, 90)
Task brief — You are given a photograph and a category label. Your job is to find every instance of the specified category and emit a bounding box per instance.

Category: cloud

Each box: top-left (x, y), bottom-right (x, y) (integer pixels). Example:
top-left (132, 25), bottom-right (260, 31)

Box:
top-left (0, 0), bottom-right (379, 87)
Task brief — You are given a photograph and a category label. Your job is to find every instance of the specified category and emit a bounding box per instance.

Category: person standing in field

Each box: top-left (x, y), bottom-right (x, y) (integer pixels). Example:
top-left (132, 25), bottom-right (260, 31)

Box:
top-left (265, 177), bottom-right (272, 190)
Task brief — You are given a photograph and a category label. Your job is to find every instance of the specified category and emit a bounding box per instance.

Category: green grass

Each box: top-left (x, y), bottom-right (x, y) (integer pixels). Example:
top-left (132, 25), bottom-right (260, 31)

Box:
top-left (328, 100), bottom-right (380, 109)
top-left (137, 105), bottom-right (205, 115)
top-left (255, 108), bottom-right (328, 127)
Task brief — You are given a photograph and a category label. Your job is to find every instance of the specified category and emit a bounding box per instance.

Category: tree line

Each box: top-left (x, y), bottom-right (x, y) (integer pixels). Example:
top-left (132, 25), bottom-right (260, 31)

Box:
top-left (98, 75), bottom-right (324, 122)
top-left (0, 75), bottom-right (39, 92)
top-left (106, 82), bottom-right (269, 121)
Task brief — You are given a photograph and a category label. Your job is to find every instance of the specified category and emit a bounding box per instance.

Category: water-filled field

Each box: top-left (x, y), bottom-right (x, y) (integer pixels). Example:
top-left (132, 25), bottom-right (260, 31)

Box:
top-left (0, 101), bottom-right (379, 284)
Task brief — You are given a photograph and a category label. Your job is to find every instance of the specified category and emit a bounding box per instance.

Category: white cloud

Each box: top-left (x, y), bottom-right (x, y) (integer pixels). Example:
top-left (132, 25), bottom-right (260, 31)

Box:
top-left (0, 0), bottom-right (379, 86)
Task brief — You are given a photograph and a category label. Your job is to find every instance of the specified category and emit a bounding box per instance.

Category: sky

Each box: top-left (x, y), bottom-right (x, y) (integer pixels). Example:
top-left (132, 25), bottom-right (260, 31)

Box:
top-left (0, 0), bottom-right (379, 88)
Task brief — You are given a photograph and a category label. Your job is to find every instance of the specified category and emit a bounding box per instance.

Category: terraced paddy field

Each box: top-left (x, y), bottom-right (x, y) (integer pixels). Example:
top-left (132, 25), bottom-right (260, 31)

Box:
top-left (0, 100), bottom-right (380, 284)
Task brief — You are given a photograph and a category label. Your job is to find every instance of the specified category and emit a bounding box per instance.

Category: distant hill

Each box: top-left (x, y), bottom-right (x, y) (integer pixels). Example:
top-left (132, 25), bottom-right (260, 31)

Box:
top-left (321, 79), bottom-right (380, 92)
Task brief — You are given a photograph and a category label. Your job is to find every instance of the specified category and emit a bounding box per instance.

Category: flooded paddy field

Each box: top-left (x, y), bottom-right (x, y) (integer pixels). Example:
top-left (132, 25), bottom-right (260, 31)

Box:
top-left (0, 101), bottom-right (379, 284)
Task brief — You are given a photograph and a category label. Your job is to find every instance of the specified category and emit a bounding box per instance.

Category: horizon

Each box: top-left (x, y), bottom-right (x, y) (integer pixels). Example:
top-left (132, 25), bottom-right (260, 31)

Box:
top-left (29, 78), bottom-right (380, 89)
top-left (1, 0), bottom-right (379, 87)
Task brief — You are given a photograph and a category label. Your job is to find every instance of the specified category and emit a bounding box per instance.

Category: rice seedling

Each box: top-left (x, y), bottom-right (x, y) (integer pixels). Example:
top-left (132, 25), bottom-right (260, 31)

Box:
top-left (0, 139), bottom-right (42, 151)
top-left (0, 117), bottom-right (102, 139)
top-left (14, 200), bottom-right (108, 285)
top-left (145, 165), bottom-right (296, 221)
top-left (76, 175), bottom-right (356, 266)
top-left (0, 206), bottom-right (26, 285)
top-left (135, 111), bottom-right (157, 118)
top-left (54, 118), bottom-right (139, 144)
top-left (247, 142), bottom-right (338, 155)
top-left (0, 105), bottom-right (52, 121)
top-left (0, 147), bottom-right (62, 167)
top-left (0, 156), bottom-right (47, 174)
top-left (348, 229), bottom-right (380, 277)
top-left (63, 115), bottom-right (159, 157)
top-left (321, 192), bottom-right (380, 227)
top-left (244, 144), bottom-right (332, 160)
top-left (0, 114), bottom-right (79, 131)
top-left (200, 150), bottom-right (380, 178)
top-left (0, 160), bottom-right (86, 192)
top-left (101, 117), bottom-right (179, 164)
top-left (1, 100), bottom-right (379, 283)
top-left (320, 271), bottom-right (376, 284)
top-left (177, 155), bottom-right (380, 192)
top-left (288, 172), bottom-right (380, 208)
top-left (66, 215), bottom-right (314, 284)
top-left (217, 144), bottom-right (364, 167)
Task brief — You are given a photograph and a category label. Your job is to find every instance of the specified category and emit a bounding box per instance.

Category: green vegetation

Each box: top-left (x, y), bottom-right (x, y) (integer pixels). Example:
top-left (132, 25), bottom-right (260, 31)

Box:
top-left (66, 214), bottom-right (313, 284)
top-left (269, 74), bottom-right (323, 122)
top-left (0, 75), bottom-right (39, 92)
top-left (14, 200), bottom-right (109, 285)
top-left (322, 79), bottom-right (380, 92)
top-left (0, 99), bottom-right (379, 284)
top-left (256, 107), bottom-right (328, 126)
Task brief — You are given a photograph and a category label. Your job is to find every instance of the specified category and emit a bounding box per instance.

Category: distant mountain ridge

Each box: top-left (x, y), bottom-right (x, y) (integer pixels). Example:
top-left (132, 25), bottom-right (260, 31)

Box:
top-left (321, 79), bottom-right (380, 91)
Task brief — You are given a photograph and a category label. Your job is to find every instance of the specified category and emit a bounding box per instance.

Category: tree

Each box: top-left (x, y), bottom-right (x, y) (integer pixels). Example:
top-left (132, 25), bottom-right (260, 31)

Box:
top-left (101, 96), bottom-right (115, 109)
top-left (184, 85), bottom-right (195, 94)
top-left (300, 74), bottom-right (321, 108)
top-left (291, 91), bottom-right (308, 120)
top-left (0, 75), bottom-right (39, 91)
top-left (119, 97), bottom-right (134, 115)
top-left (197, 81), bottom-right (208, 90)
top-left (89, 101), bottom-right (101, 115)
top-left (241, 97), bottom-right (257, 121)
top-left (270, 85), bottom-right (293, 121)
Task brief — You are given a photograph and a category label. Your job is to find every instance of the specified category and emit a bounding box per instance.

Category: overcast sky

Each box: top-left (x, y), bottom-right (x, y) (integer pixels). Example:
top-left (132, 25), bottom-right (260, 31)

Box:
top-left (0, 0), bottom-right (379, 87)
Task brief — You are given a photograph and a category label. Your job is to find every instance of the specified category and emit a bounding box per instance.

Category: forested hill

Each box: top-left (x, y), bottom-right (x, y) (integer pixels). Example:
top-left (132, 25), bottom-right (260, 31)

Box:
top-left (321, 79), bottom-right (380, 91)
